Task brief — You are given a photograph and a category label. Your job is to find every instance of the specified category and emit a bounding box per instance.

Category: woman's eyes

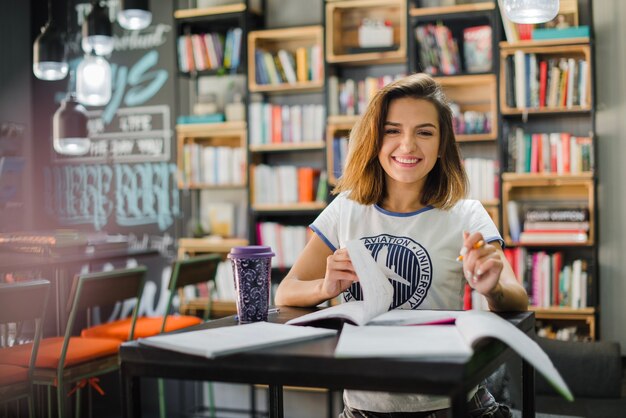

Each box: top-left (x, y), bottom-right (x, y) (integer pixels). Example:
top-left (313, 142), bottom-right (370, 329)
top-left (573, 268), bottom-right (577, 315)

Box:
top-left (383, 128), bottom-right (436, 136)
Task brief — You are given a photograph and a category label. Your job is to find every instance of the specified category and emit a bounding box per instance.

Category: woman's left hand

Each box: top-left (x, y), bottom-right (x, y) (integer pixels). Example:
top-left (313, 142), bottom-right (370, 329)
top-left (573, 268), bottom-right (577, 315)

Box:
top-left (461, 231), bottom-right (503, 296)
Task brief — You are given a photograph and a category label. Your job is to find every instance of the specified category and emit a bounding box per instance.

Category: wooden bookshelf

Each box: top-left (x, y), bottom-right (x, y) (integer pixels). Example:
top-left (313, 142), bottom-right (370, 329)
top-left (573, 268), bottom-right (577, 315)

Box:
top-left (530, 306), bottom-right (596, 340)
top-left (176, 122), bottom-right (247, 190)
top-left (499, 41), bottom-right (592, 114)
top-left (177, 237), bottom-right (248, 318)
top-left (435, 74), bottom-right (498, 141)
top-left (501, 175), bottom-right (595, 246)
top-left (326, 117), bottom-right (356, 185)
top-left (248, 26), bottom-right (324, 93)
top-left (326, 0), bottom-right (407, 65)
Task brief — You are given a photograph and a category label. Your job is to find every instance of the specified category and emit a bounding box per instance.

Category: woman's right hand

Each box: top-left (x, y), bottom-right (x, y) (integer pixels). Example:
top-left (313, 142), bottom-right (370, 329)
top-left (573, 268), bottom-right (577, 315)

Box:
top-left (320, 248), bottom-right (359, 300)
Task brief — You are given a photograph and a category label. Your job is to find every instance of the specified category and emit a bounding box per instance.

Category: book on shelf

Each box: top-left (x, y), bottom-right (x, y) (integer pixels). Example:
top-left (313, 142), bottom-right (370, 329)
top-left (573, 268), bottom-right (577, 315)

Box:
top-left (506, 128), bottom-right (593, 174)
top-left (504, 248), bottom-right (591, 309)
top-left (287, 240), bottom-right (572, 401)
top-left (463, 25), bottom-right (492, 73)
top-left (138, 321), bottom-right (336, 359)
top-left (518, 230), bottom-right (588, 244)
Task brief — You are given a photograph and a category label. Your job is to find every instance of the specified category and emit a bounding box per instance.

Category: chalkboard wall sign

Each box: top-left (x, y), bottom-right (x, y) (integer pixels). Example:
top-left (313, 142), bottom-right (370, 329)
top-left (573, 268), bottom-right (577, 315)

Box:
top-left (43, 0), bottom-right (180, 235)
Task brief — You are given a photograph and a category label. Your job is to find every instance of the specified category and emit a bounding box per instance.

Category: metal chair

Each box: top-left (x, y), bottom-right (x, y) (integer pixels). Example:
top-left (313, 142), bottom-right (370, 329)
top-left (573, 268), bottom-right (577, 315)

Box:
top-left (80, 254), bottom-right (222, 418)
top-left (0, 267), bottom-right (147, 417)
top-left (0, 279), bottom-right (50, 418)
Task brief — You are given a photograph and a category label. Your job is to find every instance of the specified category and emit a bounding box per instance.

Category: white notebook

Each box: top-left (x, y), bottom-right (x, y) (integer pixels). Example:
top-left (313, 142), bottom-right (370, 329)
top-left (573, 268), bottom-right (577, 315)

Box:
top-left (139, 322), bottom-right (336, 358)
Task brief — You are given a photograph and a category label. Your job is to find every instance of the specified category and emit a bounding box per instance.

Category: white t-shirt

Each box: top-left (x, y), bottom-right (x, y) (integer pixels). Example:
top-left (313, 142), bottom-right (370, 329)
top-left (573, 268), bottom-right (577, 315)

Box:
top-left (310, 192), bottom-right (503, 412)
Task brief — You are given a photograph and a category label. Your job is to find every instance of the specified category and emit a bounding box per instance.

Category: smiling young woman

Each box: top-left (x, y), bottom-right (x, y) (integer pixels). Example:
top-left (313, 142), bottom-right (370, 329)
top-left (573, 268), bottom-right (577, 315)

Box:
top-left (274, 73), bottom-right (527, 418)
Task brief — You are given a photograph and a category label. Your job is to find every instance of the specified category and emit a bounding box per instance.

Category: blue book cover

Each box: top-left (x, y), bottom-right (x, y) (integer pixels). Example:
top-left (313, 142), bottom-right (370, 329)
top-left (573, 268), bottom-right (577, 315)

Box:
top-left (176, 114), bottom-right (225, 124)
top-left (532, 26), bottom-right (590, 40)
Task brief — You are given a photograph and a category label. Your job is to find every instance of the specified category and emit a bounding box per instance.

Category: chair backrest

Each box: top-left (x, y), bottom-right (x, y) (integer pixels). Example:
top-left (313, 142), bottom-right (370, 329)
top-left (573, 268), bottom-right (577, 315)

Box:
top-left (64, 267), bottom-right (147, 347)
top-left (162, 254), bottom-right (221, 331)
top-left (0, 279), bottom-right (50, 325)
top-left (0, 279), bottom-right (50, 388)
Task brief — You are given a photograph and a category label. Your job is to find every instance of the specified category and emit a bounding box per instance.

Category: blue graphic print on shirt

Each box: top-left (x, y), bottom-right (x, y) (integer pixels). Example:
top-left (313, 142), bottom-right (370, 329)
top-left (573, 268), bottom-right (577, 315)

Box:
top-left (343, 234), bottom-right (434, 309)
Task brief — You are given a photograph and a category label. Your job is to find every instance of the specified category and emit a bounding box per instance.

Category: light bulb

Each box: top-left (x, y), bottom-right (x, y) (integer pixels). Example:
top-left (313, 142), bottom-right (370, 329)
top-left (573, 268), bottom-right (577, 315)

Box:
top-left (82, 1), bottom-right (114, 56)
top-left (117, 9), bottom-right (152, 30)
top-left (76, 54), bottom-right (112, 106)
top-left (33, 21), bottom-right (68, 81)
top-left (53, 95), bottom-right (90, 156)
top-left (503, 0), bottom-right (560, 24)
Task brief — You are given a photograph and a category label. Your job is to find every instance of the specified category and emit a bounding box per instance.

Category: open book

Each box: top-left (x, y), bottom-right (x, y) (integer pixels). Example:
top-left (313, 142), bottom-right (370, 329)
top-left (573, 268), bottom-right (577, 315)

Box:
top-left (288, 239), bottom-right (573, 401)
top-left (287, 239), bottom-right (458, 327)
top-left (138, 322), bottom-right (336, 358)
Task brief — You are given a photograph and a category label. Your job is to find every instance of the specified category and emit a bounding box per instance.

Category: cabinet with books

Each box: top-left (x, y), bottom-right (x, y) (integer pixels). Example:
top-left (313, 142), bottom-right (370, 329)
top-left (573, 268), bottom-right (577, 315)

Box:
top-left (408, 1), bottom-right (500, 224)
top-left (177, 237), bottom-right (249, 318)
top-left (324, 0), bottom-right (408, 187)
top-left (247, 25), bottom-right (327, 276)
top-left (174, 1), bottom-right (260, 313)
top-left (499, 1), bottom-right (596, 340)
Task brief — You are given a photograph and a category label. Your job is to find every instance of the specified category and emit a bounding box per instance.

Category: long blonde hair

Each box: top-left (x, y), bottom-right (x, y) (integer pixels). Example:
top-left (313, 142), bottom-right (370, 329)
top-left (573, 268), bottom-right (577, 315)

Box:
top-left (333, 73), bottom-right (468, 209)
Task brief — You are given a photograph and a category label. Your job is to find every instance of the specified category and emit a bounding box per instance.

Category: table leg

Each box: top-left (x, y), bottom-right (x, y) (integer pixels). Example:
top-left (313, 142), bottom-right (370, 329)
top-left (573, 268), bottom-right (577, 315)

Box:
top-left (450, 391), bottom-right (467, 418)
top-left (522, 360), bottom-right (535, 418)
top-left (121, 367), bottom-right (141, 418)
top-left (268, 384), bottom-right (283, 418)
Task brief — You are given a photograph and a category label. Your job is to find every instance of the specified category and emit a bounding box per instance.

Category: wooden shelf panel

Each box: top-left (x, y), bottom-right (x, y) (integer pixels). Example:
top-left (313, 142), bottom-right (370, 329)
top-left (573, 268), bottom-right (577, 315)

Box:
top-left (327, 114), bottom-right (360, 126)
top-left (174, 4), bottom-right (247, 19)
top-left (410, 2), bottom-right (495, 17)
top-left (178, 183), bottom-right (247, 190)
top-left (456, 133), bottom-right (496, 142)
top-left (176, 121), bottom-right (247, 136)
top-left (501, 106), bottom-right (592, 115)
top-left (505, 240), bottom-right (594, 248)
top-left (530, 306), bottom-right (595, 315)
top-left (180, 298), bottom-right (237, 318)
top-left (249, 142), bottom-right (325, 152)
top-left (249, 81), bottom-right (324, 94)
top-left (252, 202), bottom-right (327, 212)
top-left (502, 172), bottom-right (593, 183)
top-left (178, 237), bottom-right (248, 254)
top-left (500, 38), bottom-right (591, 49)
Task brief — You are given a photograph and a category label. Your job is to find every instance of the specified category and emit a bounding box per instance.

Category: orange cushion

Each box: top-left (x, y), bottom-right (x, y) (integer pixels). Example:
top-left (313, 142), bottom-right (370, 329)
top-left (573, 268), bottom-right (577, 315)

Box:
top-left (81, 315), bottom-right (202, 340)
top-left (0, 337), bottom-right (121, 369)
top-left (0, 364), bottom-right (28, 385)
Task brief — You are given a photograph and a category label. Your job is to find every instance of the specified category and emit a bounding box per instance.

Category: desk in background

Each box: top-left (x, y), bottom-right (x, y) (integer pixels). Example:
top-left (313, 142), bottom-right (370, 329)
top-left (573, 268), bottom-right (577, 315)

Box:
top-left (119, 307), bottom-right (536, 418)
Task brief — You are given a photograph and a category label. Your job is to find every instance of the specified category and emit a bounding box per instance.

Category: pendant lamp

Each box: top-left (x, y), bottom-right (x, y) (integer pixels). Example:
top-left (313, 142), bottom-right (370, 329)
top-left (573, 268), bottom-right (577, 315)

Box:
top-left (503, 0), bottom-right (560, 24)
top-left (33, 6), bottom-right (68, 81)
top-left (82, 1), bottom-right (114, 56)
top-left (76, 52), bottom-right (112, 106)
top-left (53, 93), bottom-right (90, 156)
top-left (117, 0), bottom-right (152, 31)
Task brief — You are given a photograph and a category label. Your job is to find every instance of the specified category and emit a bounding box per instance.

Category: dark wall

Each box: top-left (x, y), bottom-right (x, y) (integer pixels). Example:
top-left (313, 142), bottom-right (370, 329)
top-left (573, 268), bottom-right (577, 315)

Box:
top-left (0, 1), bottom-right (33, 232)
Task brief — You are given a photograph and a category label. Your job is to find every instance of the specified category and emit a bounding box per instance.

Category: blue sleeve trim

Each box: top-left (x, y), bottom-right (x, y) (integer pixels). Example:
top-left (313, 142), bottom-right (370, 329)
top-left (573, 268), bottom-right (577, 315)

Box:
top-left (309, 224), bottom-right (337, 252)
top-left (485, 236), bottom-right (505, 249)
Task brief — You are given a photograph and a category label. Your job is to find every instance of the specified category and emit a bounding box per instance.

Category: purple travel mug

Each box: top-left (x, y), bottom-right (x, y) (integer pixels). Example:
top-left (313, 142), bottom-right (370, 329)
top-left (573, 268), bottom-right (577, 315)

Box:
top-left (228, 246), bottom-right (275, 323)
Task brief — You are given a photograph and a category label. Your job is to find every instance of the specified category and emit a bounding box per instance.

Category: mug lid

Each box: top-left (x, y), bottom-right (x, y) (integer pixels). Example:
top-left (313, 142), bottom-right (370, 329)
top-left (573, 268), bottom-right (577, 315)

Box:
top-left (228, 245), bottom-right (275, 259)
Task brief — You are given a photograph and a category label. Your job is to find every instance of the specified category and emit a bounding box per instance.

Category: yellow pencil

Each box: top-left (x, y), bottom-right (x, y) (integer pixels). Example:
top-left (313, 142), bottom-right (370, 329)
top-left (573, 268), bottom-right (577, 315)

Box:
top-left (456, 240), bottom-right (484, 262)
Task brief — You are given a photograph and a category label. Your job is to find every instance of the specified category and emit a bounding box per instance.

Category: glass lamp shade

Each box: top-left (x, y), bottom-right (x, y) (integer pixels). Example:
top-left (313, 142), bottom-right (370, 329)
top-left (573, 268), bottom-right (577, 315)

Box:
top-left (82, 2), bottom-right (114, 56)
top-left (117, 0), bottom-right (152, 30)
top-left (53, 95), bottom-right (90, 156)
top-left (503, 0), bottom-right (560, 24)
top-left (33, 21), bottom-right (68, 81)
top-left (76, 54), bottom-right (112, 106)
